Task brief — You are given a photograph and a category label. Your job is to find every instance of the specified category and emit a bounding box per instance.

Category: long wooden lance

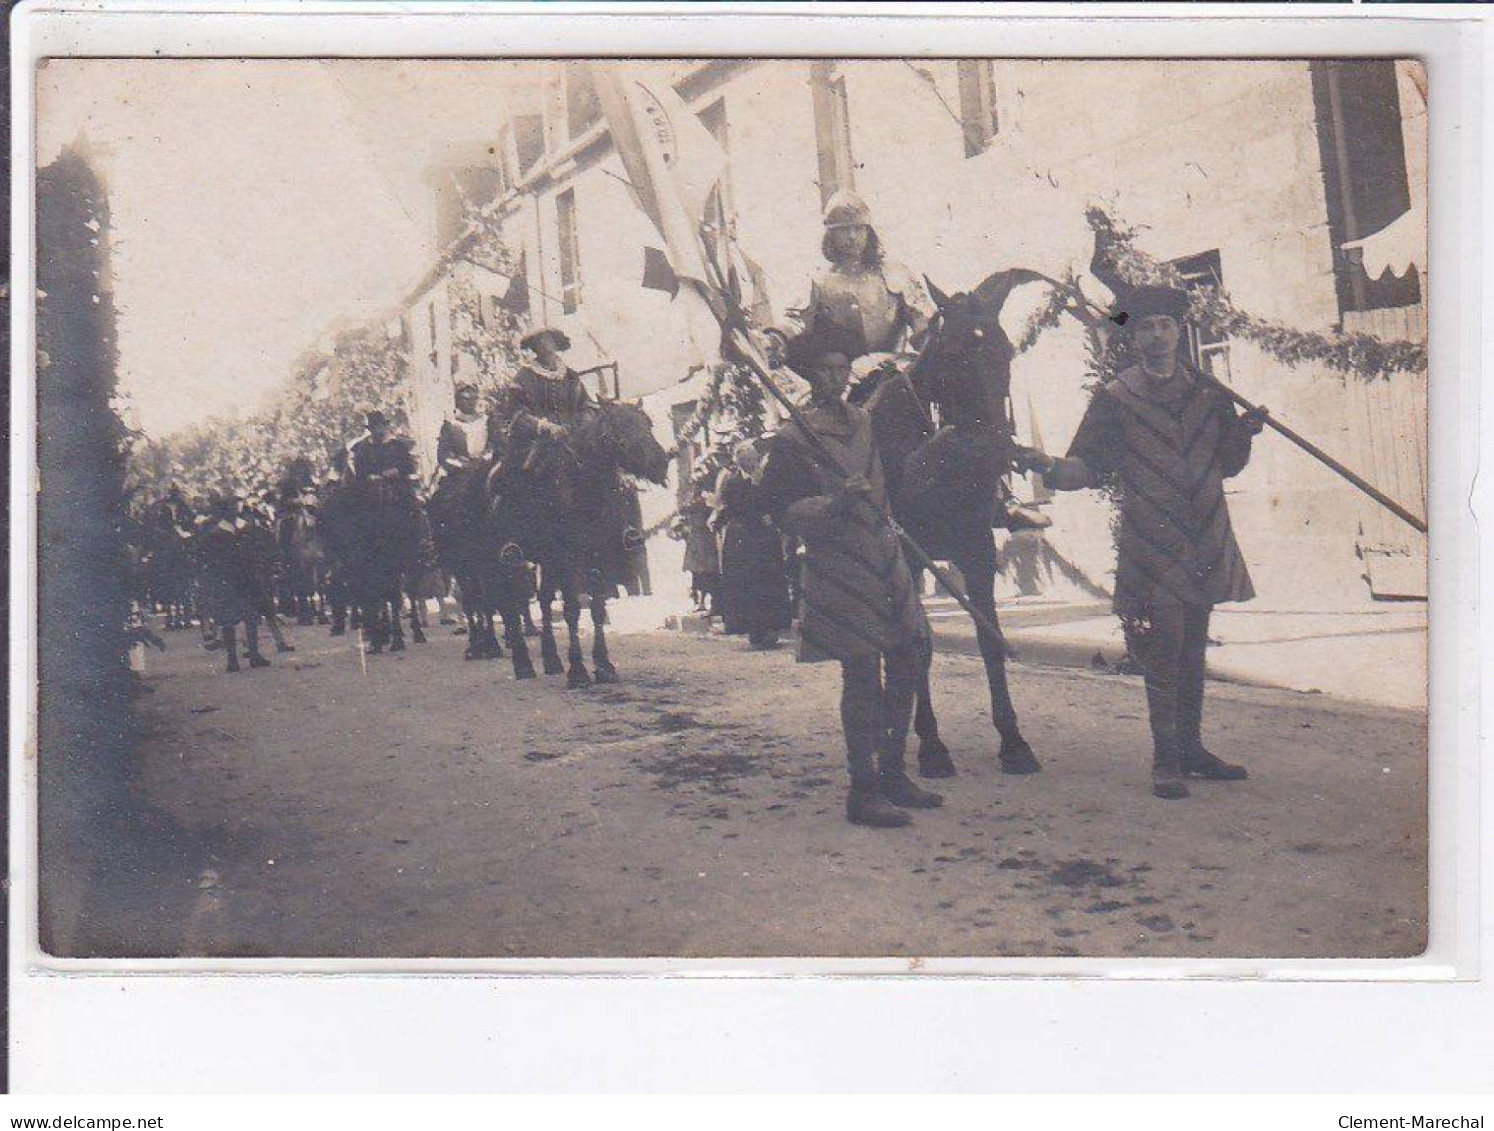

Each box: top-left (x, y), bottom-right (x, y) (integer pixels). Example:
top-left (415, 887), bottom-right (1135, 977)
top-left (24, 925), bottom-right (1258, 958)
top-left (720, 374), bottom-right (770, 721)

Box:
top-left (696, 245), bottom-right (1008, 643)
top-left (1192, 368), bottom-right (1428, 535)
top-left (1046, 280), bottom-right (1430, 536)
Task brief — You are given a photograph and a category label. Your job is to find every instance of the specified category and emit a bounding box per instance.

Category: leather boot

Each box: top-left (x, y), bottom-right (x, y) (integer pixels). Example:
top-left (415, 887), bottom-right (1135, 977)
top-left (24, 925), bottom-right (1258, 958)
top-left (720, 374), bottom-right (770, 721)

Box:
top-left (847, 784), bottom-right (912, 828)
top-left (1182, 746), bottom-right (1248, 780)
top-left (1151, 745), bottom-right (1190, 800)
top-left (879, 770), bottom-right (943, 809)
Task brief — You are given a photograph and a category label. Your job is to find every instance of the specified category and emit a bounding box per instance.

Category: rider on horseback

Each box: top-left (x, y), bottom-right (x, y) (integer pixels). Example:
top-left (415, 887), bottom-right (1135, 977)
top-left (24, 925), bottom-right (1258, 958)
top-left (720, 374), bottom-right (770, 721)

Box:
top-left (436, 383), bottom-right (494, 478)
top-left (350, 410), bottom-right (418, 489)
top-left (508, 326), bottom-right (594, 445)
top-left (772, 189), bottom-right (933, 378)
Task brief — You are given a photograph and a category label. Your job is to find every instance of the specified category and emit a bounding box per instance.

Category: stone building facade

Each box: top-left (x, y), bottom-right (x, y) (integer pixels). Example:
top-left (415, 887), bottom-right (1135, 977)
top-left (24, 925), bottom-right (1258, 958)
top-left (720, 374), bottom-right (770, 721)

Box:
top-left (408, 59), bottom-right (1427, 610)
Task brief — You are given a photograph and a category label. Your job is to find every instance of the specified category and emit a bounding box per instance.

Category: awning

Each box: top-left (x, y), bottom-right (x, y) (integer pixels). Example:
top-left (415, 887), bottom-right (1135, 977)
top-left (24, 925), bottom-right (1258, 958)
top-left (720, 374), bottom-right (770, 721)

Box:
top-left (1342, 199), bottom-right (1426, 280)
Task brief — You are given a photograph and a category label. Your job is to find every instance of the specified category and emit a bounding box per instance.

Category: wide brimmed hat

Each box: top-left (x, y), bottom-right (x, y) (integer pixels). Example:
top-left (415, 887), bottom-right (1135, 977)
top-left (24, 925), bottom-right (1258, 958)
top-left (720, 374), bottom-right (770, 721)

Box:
top-left (1113, 283), bottom-right (1190, 324)
top-left (520, 326), bottom-right (572, 352)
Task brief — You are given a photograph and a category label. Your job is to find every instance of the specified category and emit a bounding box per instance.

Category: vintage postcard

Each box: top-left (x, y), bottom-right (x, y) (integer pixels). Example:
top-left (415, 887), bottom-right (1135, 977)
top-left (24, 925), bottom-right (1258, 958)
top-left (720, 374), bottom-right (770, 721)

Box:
top-left (33, 55), bottom-right (1429, 962)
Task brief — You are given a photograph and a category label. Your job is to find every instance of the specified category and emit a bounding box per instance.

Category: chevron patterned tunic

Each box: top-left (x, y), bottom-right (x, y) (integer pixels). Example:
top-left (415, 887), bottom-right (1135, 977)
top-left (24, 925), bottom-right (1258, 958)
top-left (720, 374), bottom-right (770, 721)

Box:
top-left (1066, 365), bottom-right (1256, 617)
top-left (762, 402), bottom-right (930, 666)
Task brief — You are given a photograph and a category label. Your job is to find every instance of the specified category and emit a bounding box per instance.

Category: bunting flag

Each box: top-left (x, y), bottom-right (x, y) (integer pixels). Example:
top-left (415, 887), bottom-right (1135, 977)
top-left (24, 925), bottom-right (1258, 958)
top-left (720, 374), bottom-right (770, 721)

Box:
top-left (592, 63), bottom-right (727, 287)
top-left (641, 245), bottom-right (681, 297)
top-left (591, 62), bottom-right (730, 367)
top-left (498, 270), bottom-right (530, 315)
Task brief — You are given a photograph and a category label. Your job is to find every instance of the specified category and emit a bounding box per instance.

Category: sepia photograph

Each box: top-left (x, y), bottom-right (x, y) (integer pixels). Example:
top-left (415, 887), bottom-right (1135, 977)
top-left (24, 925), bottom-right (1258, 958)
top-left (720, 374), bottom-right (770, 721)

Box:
top-left (32, 54), bottom-right (1430, 962)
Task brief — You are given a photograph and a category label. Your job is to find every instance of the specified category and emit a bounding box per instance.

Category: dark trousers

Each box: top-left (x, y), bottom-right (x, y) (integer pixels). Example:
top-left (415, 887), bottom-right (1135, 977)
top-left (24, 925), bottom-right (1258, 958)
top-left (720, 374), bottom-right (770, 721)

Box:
top-left (839, 645), bottom-right (921, 788)
top-left (1122, 598), bottom-right (1212, 760)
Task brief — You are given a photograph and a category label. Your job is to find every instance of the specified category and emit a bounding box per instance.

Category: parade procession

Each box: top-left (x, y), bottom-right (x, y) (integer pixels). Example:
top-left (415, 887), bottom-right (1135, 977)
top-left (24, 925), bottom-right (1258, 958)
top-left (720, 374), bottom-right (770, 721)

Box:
top-left (36, 58), bottom-right (1431, 959)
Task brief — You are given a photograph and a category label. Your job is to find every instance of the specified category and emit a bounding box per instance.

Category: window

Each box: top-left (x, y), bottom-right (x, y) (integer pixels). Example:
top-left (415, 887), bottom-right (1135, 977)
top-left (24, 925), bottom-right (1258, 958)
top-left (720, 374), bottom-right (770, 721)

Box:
top-left (1310, 60), bottom-right (1421, 314)
top-left (810, 62), bottom-right (855, 205)
top-left (1170, 250), bottom-right (1231, 381)
top-left (398, 314), bottom-right (411, 352)
top-left (957, 60), bottom-right (1000, 157)
top-left (556, 189), bottom-right (582, 314)
top-left (543, 74), bottom-right (567, 155)
top-left (513, 113), bottom-right (546, 176)
top-left (426, 302), bottom-right (439, 369)
top-left (565, 67), bottom-right (602, 140)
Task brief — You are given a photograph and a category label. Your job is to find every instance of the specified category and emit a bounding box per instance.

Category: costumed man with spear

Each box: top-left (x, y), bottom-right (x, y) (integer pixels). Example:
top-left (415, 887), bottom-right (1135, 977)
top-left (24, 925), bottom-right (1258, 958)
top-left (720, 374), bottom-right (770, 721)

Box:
top-left (591, 61), bottom-right (1047, 826)
top-left (760, 346), bottom-right (945, 827)
top-left (1020, 283), bottom-right (1264, 800)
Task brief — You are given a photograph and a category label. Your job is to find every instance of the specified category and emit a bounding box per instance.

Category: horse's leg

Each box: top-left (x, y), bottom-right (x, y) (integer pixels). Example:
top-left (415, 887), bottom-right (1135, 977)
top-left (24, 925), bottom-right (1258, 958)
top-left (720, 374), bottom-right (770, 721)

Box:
top-left (292, 570), bottom-right (311, 626)
top-left (462, 576), bottom-right (485, 660)
top-left (266, 605), bottom-right (294, 653)
top-left (408, 586), bottom-right (428, 644)
top-left (523, 567), bottom-right (540, 636)
top-left (591, 589), bottom-right (617, 683)
top-left (222, 622), bottom-right (240, 673)
top-left (246, 612), bottom-right (271, 667)
top-left (563, 578), bottom-right (591, 689)
top-left (539, 571), bottom-right (564, 675)
top-left (501, 587), bottom-right (536, 679)
top-left (389, 591), bottom-right (407, 652)
top-left (915, 637), bottom-right (956, 778)
top-left (961, 558), bottom-right (1040, 774)
top-left (365, 600), bottom-right (384, 654)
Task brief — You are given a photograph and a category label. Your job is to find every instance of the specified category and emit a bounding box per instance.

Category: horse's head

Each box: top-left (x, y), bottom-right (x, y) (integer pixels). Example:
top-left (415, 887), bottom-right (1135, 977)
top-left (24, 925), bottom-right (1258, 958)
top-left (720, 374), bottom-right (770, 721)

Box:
top-left (579, 401), bottom-right (672, 486)
top-left (915, 271), bottom-right (1046, 430)
top-left (921, 277), bottom-right (1015, 370)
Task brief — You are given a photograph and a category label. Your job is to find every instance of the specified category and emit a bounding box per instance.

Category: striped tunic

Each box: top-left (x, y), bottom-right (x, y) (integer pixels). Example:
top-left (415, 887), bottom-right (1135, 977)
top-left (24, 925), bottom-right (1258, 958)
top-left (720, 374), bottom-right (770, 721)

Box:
top-left (762, 403), bottom-right (930, 665)
top-left (1065, 365), bottom-right (1256, 616)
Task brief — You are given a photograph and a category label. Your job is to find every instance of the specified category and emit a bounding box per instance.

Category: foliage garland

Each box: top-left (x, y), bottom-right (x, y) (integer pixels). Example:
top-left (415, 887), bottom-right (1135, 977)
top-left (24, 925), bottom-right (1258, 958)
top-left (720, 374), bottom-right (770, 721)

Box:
top-left (1085, 207), bottom-right (1426, 382)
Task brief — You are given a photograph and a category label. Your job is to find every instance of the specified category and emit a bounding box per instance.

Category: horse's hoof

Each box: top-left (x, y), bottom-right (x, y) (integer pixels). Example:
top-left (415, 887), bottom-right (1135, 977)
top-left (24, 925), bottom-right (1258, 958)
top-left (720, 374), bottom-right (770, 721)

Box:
top-left (226, 661), bottom-right (241, 673)
top-left (515, 665), bottom-right (537, 680)
top-left (296, 617), bottom-right (313, 627)
top-left (390, 639), bottom-right (406, 653)
top-left (567, 668), bottom-right (592, 690)
top-left (917, 737), bottom-right (958, 779)
top-left (999, 737), bottom-right (1042, 775)
top-left (203, 639), bottom-right (223, 652)
top-left (329, 627), bottom-right (345, 637)
top-left (248, 654), bottom-right (271, 669)
top-left (412, 630), bottom-right (428, 644)
top-left (464, 647), bottom-right (481, 661)
top-left (595, 665), bottom-right (619, 684)
top-left (543, 659), bottom-right (566, 676)
top-left (367, 644), bottom-right (383, 656)
top-left (276, 642), bottom-right (295, 653)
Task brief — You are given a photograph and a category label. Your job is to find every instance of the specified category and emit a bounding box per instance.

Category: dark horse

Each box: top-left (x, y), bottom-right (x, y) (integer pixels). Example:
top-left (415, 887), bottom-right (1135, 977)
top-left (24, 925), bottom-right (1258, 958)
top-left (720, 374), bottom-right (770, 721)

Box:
top-left (323, 475), bottom-right (429, 655)
top-left (856, 268), bottom-right (1049, 777)
top-left (495, 401), bottom-right (670, 689)
top-left (277, 495), bottom-right (329, 627)
top-left (428, 456), bottom-right (536, 676)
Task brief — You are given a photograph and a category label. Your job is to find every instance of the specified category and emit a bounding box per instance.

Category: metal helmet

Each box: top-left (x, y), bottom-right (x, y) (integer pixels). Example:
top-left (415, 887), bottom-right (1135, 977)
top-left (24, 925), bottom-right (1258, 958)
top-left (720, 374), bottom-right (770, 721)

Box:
top-left (822, 190), bottom-right (874, 231)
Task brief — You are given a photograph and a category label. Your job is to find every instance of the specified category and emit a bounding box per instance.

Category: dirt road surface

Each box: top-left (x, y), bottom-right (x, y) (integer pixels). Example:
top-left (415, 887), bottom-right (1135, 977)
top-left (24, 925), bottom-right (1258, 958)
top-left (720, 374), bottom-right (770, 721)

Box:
top-left (46, 619), bottom-right (1426, 960)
